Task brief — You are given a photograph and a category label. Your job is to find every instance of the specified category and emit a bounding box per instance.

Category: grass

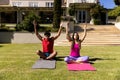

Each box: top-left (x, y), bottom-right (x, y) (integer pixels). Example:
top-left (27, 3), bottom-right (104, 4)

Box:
top-left (0, 44), bottom-right (120, 80)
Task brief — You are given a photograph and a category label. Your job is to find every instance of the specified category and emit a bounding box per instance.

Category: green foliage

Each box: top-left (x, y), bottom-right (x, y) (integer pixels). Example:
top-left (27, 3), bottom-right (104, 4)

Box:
top-left (0, 24), bottom-right (6, 29)
top-left (0, 24), bottom-right (10, 31)
top-left (90, 5), bottom-right (106, 19)
top-left (108, 7), bottom-right (120, 18)
top-left (0, 44), bottom-right (120, 80)
top-left (38, 27), bottom-right (59, 32)
top-left (90, 5), bottom-right (100, 19)
top-left (15, 12), bottom-right (40, 32)
top-left (68, 7), bottom-right (75, 16)
top-left (53, 0), bottom-right (62, 28)
top-left (15, 23), bottom-right (24, 31)
top-left (90, 4), bottom-right (106, 25)
top-left (94, 19), bottom-right (101, 25)
top-left (114, 0), bottom-right (120, 5)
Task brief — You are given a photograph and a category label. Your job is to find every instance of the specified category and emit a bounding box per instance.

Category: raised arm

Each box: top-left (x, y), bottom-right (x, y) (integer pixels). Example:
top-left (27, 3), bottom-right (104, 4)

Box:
top-left (33, 20), bottom-right (43, 41)
top-left (66, 22), bottom-right (72, 42)
top-left (53, 23), bottom-right (63, 40)
top-left (80, 23), bottom-right (87, 42)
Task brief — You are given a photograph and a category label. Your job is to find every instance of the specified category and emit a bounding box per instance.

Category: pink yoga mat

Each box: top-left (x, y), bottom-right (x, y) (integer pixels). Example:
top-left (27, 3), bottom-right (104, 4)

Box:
top-left (67, 63), bottom-right (96, 71)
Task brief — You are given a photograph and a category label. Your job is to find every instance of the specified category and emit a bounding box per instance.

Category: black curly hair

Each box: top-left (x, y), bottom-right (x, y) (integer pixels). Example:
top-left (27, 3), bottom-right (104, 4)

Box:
top-left (44, 30), bottom-right (51, 37)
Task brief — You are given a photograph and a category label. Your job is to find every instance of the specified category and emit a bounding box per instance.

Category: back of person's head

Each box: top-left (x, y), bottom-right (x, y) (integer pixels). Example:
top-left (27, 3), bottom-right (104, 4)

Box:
top-left (44, 30), bottom-right (51, 37)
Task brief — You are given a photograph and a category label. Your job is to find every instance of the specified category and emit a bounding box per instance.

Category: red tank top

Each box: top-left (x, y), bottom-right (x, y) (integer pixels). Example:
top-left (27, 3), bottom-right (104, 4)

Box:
top-left (42, 38), bottom-right (54, 53)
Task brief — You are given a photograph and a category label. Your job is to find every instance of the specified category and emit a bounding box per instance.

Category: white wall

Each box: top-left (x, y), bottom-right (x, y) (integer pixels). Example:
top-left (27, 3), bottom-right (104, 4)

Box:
top-left (0, 32), bottom-right (66, 44)
top-left (8, 0), bottom-right (98, 8)
top-left (10, 0), bottom-right (54, 7)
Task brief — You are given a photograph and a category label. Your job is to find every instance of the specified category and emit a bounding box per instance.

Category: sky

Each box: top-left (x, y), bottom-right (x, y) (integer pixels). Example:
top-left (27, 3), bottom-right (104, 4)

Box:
top-left (99, 0), bottom-right (116, 9)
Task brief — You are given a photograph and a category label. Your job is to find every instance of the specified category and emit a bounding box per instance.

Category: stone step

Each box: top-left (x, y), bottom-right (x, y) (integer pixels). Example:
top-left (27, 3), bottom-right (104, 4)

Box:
top-left (55, 25), bottom-right (120, 46)
top-left (55, 41), bottom-right (120, 46)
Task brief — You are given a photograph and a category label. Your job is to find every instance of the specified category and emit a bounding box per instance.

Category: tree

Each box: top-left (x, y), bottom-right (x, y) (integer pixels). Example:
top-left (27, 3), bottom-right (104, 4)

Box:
top-left (68, 5), bottom-right (75, 16)
top-left (15, 11), bottom-right (40, 32)
top-left (90, 4), bottom-right (106, 25)
top-left (108, 7), bottom-right (120, 18)
top-left (114, 0), bottom-right (120, 6)
top-left (53, 0), bottom-right (62, 28)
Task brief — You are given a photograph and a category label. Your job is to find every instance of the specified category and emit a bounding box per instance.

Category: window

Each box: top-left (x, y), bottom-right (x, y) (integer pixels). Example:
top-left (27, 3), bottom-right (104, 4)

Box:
top-left (29, 2), bottom-right (38, 7)
top-left (46, 2), bottom-right (49, 7)
top-left (46, 2), bottom-right (53, 7)
top-left (12, 2), bottom-right (21, 7)
top-left (51, 3), bottom-right (53, 7)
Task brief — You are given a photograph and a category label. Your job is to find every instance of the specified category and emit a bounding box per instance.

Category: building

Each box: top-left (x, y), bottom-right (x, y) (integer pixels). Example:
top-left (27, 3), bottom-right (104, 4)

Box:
top-left (0, 0), bottom-right (99, 24)
top-left (0, 0), bottom-right (9, 5)
top-left (65, 0), bottom-right (99, 23)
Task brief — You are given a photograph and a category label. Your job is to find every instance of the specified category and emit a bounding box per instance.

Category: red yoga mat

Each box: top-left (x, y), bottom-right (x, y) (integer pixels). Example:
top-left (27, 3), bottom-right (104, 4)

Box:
top-left (67, 63), bottom-right (96, 71)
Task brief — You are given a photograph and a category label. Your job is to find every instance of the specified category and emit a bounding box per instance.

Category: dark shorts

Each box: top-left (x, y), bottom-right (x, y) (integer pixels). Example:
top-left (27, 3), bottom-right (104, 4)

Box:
top-left (44, 52), bottom-right (50, 57)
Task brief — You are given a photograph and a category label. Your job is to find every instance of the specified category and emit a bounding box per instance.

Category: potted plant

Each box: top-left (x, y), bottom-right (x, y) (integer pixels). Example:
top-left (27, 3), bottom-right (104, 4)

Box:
top-left (61, 16), bottom-right (75, 32)
top-left (115, 16), bottom-right (120, 29)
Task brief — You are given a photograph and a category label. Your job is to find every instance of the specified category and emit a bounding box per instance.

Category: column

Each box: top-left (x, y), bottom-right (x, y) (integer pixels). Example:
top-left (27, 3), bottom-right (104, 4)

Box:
top-left (17, 10), bottom-right (20, 24)
top-left (0, 12), bottom-right (1, 26)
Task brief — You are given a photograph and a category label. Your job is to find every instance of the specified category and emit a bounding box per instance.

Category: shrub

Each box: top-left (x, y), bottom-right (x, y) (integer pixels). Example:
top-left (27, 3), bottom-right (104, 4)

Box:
top-left (0, 24), bottom-right (10, 31)
top-left (68, 8), bottom-right (75, 16)
top-left (90, 4), bottom-right (106, 25)
top-left (108, 7), bottom-right (120, 18)
top-left (94, 19), bottom-right (101, 25)
top-left (15, 11), bottom-right (40, 32)
top-left (15, 24), bottom-right (24, 31)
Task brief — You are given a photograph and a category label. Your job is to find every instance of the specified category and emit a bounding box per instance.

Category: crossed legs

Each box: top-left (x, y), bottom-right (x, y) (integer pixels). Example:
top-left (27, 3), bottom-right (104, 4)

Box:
top-left (64, 56), bottom-right (89, 63)
top-left (36, 50), bottom-right (57, 60)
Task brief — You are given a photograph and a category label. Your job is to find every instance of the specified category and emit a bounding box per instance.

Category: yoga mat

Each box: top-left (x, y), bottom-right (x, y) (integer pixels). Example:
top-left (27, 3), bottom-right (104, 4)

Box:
top-left (67, 63), bottom-right (96, 71)
top-left (32, 59), bottom-right (56, 69)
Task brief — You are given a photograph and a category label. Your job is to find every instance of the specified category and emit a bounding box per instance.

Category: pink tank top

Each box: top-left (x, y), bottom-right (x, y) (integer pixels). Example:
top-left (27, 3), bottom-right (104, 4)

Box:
top-left (70, 43), bottom-right (80, 57)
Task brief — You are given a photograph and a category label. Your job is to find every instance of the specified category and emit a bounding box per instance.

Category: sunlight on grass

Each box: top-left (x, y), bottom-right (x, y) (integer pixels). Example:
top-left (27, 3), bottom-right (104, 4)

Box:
top-left (0, 44), bottom-right (120, 80)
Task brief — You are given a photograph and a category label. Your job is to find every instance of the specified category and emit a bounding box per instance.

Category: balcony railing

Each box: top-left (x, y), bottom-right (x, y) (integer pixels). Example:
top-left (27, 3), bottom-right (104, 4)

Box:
top-left (73, 0), bottom-right (98, 3)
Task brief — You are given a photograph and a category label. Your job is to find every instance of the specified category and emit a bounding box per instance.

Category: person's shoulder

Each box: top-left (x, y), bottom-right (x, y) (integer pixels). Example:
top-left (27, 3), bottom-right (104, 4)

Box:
top-left (79, 40), bottom-right (82, 43)
top-left (50, 37), bottom-right (55, 40)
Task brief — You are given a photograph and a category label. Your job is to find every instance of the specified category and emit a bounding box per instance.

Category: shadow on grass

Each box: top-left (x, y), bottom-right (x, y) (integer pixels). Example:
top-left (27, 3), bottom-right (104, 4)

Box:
top-left (55, 56), bottom-right (116, 64)
top-left (55, 56), bottom-right (67, 61)
top-left (89, 57), bottom-right (116, 64)
top-left (0, 32), bottom-right (14, 43)
top-left (0, 45), bottom-right (3, 47)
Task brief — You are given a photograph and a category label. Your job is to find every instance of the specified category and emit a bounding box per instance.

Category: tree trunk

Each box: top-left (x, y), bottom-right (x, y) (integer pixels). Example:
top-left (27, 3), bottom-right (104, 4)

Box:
top-left (53, 0), bottom-right (62, 28)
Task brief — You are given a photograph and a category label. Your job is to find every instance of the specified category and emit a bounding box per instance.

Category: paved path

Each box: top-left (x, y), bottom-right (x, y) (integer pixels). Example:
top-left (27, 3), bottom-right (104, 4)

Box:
top-left (54, 24), bottom-right (120, 46)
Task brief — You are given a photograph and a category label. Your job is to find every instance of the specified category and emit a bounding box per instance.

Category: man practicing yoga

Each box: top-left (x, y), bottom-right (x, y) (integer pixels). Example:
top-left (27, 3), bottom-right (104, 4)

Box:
top-left (33, 20), bottom-right (63, 60)
top-left (64, 22), bottom-right (89, 63)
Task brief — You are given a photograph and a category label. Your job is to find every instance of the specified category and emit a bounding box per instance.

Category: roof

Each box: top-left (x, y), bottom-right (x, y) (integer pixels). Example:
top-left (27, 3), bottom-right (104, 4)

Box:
top-left (70, 3), bottom-right (96, 9)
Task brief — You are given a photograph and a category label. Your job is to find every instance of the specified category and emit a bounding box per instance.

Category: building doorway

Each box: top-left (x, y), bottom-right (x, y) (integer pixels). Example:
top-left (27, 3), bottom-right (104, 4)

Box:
top-left (77, 10), bottom-right (87, 23)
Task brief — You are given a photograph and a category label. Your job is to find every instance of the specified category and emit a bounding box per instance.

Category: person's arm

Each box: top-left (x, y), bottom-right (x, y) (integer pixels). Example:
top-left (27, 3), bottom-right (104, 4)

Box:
top-left (66, 22), bottom-right (72, 42)
top-left (33, 20), bottom-right (43, 41)
top-left (53, 23), bottom-right (63, 40)
top-left (80, 23), bottom-right (87, 42)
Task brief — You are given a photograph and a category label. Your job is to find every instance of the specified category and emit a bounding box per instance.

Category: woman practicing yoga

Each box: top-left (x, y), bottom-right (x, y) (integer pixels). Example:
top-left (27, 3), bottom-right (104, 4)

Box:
top-left (64, 22), bottom-right (89, 63)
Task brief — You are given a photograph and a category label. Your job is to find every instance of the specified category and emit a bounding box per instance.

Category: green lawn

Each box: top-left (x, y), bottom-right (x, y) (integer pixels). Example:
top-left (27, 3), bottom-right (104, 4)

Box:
top-left (0, 44), bottom-right (120, 80)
